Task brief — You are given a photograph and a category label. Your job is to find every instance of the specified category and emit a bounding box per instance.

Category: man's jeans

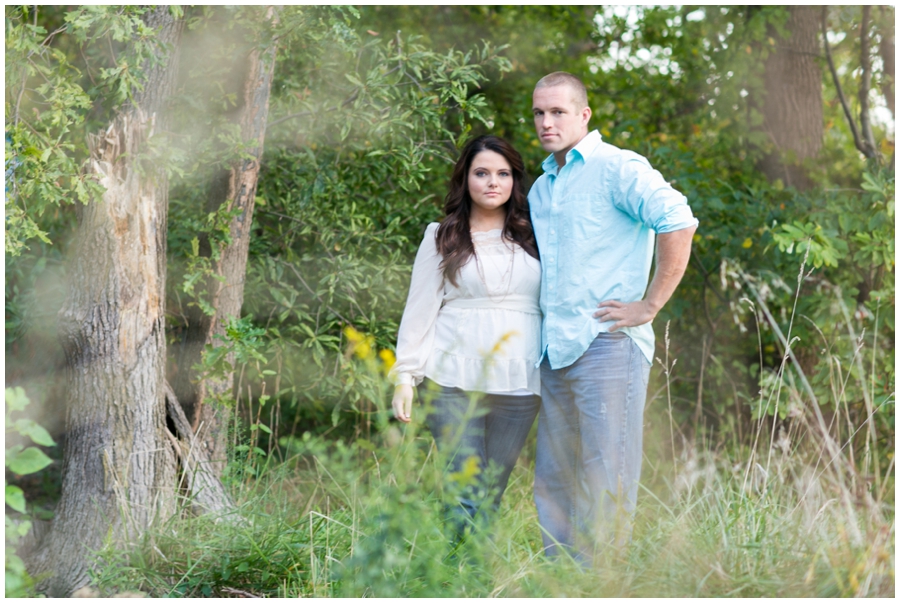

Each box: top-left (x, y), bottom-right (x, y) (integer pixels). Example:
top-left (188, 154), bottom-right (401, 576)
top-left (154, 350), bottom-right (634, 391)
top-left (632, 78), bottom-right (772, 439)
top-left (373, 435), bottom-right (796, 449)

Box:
top-left (534, 332), bottom-right (651, 562)
top-left (419, 380), bottom-right (540, 537)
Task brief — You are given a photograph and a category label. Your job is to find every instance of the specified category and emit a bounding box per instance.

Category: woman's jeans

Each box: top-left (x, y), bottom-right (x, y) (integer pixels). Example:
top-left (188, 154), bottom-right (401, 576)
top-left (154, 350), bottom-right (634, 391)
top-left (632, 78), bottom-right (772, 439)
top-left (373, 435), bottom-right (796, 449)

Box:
top-left (418, 380), bottom-right (540, 539)
top-left (534, 332), bottom-right (651, 563)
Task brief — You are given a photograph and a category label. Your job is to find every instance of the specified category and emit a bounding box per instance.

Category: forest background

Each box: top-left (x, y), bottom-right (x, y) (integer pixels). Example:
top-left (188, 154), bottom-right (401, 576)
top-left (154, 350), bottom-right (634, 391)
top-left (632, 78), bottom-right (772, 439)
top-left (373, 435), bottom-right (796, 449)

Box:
top-left (5, 5), bottom-right (895, 597)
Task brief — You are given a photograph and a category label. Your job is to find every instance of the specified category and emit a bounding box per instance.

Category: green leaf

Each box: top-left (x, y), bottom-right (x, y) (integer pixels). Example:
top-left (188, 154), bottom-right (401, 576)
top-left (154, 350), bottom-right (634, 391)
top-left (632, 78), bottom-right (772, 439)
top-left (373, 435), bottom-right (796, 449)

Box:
top-left (6, 447), bottom-right (53, 476)
top-left (5, 485), bottom-right (26, 513)
top-left (5, 388), bottom-right (30, 413)
top-left (13, 419), bottom-right (55, 447)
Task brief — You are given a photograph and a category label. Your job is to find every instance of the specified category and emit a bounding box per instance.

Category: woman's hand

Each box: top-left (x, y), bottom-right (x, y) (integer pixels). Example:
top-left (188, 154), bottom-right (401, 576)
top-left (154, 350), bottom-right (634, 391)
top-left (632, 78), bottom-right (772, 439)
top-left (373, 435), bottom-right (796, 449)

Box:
top-left (392, 384), bottom-right (414, 423)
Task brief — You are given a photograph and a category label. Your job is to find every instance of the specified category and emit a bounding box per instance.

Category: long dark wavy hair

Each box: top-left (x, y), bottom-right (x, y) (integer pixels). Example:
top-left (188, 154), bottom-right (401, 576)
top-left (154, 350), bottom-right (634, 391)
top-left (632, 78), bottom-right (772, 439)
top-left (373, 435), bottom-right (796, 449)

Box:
top-left (435, 135), bottom-right (539, 286)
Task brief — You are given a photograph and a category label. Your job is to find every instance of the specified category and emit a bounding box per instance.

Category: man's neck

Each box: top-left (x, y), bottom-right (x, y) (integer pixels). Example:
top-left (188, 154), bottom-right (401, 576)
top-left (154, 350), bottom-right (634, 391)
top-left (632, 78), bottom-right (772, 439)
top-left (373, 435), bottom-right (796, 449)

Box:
top-left (553, 151), bottom-right (568, 169)
top-left (551, 131), bottom-right (589, 171)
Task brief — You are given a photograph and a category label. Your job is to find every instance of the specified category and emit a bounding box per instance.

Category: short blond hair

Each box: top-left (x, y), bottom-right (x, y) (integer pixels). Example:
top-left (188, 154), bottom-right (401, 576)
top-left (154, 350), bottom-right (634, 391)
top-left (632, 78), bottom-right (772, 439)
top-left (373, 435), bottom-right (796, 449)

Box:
top-left (535, 72), bottom-right (589, 109)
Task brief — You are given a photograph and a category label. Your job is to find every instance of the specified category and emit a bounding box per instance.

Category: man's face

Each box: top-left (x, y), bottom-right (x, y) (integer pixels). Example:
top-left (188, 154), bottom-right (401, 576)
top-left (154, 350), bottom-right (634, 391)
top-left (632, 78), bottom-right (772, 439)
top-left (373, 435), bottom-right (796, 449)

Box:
top-left (532, 84), bottom-right (591, 158)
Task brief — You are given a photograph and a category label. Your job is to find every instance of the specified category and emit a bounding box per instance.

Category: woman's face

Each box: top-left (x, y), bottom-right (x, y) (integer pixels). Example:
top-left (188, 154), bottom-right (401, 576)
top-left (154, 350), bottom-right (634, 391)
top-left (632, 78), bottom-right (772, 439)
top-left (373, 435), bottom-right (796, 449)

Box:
top-left (467, 149), bottom-right (514, 215)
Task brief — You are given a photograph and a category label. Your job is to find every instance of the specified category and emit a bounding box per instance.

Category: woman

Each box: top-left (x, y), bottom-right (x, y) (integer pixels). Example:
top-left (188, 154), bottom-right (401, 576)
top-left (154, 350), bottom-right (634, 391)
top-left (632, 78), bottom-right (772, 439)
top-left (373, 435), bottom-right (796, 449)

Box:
top-left (389, 135), bottom-right (541, 535)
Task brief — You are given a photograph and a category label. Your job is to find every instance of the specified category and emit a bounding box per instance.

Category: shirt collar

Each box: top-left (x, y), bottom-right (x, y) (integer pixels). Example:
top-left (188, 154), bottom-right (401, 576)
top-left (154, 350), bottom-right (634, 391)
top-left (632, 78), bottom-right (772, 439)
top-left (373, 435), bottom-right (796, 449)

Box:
top-left (540, 130), bottom-right (603, 174)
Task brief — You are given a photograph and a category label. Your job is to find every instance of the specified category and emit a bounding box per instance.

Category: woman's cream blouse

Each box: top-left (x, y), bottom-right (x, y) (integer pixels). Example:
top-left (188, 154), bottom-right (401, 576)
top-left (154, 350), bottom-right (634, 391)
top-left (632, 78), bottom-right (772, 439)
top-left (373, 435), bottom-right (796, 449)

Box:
top-left (390, 222), bottom-right (542, 396)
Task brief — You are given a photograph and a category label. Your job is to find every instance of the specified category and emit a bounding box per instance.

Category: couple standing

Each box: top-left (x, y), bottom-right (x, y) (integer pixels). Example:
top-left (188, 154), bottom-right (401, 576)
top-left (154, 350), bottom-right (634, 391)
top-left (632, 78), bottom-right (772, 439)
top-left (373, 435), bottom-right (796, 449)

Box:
top-left (389, 72), bottom-right (698, 562)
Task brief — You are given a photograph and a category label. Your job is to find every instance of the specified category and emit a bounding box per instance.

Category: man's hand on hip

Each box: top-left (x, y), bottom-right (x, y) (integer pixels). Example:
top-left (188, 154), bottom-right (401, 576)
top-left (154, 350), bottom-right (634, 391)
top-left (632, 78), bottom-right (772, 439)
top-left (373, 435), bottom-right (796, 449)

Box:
top-left (593, 227), bottom-right (697, 332)
top-left (593, 299), bottom-right (657, 331)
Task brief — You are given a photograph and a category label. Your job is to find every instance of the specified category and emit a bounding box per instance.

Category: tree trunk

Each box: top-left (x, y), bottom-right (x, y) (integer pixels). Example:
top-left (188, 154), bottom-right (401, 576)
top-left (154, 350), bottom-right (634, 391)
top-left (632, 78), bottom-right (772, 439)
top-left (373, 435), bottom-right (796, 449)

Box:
top-left (857, 6), bottom-right (879, 159)
top-left (877, 6), bottom-right (894, 119)
top-left (172, 8), bottom-right (279, 476)
top-left (30, 8), bottom-right (184, 596)
top-left (757, 6), bottom-right (824, 190)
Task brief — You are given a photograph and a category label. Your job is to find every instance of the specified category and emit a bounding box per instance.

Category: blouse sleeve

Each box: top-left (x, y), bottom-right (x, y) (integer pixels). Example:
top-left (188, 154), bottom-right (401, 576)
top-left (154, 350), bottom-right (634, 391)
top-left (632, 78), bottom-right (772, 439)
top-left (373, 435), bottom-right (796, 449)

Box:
top-left (389, 223), bottom-right (445, 387)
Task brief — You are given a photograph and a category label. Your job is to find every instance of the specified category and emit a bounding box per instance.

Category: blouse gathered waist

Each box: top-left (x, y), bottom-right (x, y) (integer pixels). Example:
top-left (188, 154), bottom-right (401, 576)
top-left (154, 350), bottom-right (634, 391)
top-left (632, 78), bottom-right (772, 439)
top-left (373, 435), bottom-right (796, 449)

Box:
top-left (442, 295), bottom-right (539, 314)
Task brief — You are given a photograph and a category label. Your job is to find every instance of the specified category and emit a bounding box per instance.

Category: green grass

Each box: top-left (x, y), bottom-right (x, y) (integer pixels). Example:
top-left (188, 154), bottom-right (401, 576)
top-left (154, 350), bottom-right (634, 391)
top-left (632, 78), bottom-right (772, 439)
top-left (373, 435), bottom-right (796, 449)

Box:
top-left (87, 267), bottom-right (896, 597)
top-left (86, 409), bottom-right (894, 597)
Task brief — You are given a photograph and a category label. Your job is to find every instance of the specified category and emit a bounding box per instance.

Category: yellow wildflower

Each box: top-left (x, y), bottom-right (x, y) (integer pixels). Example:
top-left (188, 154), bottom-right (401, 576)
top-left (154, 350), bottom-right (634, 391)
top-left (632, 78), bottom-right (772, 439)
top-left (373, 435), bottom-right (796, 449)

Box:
top-left (343, 325), bottom-right (375, 360)
top-left (378, 348), bottom-right (396, 376)
top-left (354, 339), bottom-right (373, 360)
top-left (449, 455), bottom-right (481, 487)
top-left (343, 325), bottom-right (364, 343)
top-left (489, 330), bottom-right (519, 356)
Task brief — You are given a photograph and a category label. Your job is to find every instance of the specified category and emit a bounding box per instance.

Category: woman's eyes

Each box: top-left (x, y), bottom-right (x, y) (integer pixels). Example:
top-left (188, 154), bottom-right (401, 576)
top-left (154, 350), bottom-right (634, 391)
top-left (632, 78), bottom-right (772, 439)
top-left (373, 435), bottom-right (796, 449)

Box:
top-left (474, 170), bottom-right (511, 177)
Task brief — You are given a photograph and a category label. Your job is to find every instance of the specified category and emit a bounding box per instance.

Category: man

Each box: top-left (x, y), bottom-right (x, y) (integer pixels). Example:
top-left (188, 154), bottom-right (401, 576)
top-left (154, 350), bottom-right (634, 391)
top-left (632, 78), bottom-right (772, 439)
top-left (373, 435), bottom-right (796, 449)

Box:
top-left (528, 71), bottom-right (698, 562)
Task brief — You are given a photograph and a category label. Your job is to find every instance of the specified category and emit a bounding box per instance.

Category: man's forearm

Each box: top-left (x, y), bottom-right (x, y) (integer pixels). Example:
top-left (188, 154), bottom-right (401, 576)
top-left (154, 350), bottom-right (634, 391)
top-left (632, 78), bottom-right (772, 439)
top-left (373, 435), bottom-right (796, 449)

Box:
top-left (644, 226), bottom-right (696, 312)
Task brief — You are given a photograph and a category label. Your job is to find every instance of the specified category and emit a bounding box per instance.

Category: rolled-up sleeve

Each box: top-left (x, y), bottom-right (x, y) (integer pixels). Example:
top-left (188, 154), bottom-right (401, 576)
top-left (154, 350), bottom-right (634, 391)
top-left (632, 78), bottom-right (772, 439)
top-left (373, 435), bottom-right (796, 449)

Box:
top-left (614, 153), bottom-right (699, 234)
top-left (388, 223), bottom-right (444, 387)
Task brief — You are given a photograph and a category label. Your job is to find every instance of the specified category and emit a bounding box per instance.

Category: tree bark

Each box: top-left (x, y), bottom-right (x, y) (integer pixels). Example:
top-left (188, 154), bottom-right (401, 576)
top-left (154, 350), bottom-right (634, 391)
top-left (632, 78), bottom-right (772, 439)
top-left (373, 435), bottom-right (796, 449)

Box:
top-left (171, 8), bottom-right (279, 476)
top-left (30, 8), bottom-right (184, 596)
top-left (756, 6), bottom-right (824, 190)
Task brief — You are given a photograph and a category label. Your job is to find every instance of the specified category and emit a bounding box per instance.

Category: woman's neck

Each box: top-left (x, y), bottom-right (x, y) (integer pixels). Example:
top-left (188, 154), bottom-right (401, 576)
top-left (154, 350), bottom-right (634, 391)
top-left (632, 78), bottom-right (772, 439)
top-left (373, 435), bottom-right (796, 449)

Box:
top-left (469, 207), bottom-right (506, 233)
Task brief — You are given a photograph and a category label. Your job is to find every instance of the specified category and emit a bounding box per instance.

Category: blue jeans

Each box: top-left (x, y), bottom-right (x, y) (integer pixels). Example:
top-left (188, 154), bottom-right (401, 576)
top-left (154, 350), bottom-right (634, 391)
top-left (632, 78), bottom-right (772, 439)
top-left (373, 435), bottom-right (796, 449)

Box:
top-left (534, 332), bottom-right (651, 562)
top-left (419, 380), bottom-right (540, 536)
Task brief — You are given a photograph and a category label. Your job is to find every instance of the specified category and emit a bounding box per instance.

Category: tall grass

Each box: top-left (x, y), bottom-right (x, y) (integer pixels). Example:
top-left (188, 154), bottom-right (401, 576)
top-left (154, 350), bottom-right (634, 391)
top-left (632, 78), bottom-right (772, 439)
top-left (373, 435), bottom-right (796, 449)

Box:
top-left (87, 264), bottom-right (893, 597)
top-left (88, 402), bottom-right (893, 596)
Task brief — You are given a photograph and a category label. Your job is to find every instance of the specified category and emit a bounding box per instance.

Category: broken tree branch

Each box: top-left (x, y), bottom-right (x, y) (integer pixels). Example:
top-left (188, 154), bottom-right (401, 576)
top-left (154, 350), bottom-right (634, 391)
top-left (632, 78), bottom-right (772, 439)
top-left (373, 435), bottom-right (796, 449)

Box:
top-left (165, 382), bottom-right (237, 517)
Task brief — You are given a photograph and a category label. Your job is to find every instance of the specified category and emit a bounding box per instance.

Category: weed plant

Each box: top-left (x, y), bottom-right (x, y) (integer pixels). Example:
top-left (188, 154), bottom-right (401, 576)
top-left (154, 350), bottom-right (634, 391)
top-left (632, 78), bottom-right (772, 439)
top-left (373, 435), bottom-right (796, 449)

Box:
top-left (88, 381), bottom-right (893, 597)
top-left (86, 251), bottom-right (893, 598)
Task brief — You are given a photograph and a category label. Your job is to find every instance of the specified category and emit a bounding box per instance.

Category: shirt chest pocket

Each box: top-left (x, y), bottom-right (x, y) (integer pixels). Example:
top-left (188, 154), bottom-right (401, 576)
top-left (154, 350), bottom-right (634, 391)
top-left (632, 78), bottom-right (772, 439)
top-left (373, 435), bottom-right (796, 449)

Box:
top-left (560, 193), bottom-right (617, 240)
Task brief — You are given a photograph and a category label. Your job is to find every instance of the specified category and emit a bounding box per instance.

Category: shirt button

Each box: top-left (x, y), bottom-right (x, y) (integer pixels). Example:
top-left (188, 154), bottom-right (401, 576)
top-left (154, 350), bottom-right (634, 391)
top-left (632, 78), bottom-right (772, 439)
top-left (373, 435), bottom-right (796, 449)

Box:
top-left (550, 229), bottom-right (556, 235)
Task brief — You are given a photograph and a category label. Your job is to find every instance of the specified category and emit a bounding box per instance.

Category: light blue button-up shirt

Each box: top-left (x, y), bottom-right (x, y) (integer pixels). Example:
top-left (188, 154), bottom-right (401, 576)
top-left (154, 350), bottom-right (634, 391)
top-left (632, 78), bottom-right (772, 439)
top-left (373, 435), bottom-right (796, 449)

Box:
top-left (529, 130), bottom-right (699, 369)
